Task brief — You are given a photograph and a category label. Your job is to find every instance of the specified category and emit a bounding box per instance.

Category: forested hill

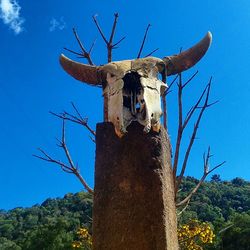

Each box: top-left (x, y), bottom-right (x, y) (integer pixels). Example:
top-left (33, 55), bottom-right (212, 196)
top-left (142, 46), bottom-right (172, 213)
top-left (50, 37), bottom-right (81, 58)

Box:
top-left (0, 176), bottom-right (249, 249)
top-left (0, 192), bottom-right (93, 249)
top-left (178, 176), bottom-right (250, 223)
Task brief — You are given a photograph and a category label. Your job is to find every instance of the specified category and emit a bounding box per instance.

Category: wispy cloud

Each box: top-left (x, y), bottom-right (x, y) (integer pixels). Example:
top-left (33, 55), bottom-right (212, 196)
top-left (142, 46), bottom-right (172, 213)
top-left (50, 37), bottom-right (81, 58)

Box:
top-left (0, 0), bottom-right (24, 34)
top-left (49, 17), bottom-right (66, 32)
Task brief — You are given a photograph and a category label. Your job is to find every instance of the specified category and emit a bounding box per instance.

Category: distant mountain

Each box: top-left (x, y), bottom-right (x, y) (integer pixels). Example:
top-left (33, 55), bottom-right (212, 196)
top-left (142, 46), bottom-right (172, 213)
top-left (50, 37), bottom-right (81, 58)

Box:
top-left (0, 177), bottom-right (249, 249)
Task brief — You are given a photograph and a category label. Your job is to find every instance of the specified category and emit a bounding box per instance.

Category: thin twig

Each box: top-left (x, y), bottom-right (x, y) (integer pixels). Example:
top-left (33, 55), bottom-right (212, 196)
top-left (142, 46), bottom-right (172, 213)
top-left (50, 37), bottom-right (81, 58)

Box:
top-left (176, 148), bottom-right (225, 207)
top-left (50, 103), bottom-right (96, 137)
top-left (93, 13), bottom-right (125, 62)
top-left (89, 38), bottom-right (97, 54)
top-left (137, 24), bottom-right (151, 58)
top-left (60, 119), bottom-right (75, 170)
top-left (109, 13), bottom-right (119, 44)
top-left (182, 70), bottom-right (199, 89)
top-left (64, 28), bottom-right (94, 65)
top-left (33, 149), bottom-right (74, 174)
top-left (71, 102), bottom-right (84, 121)
top-left (92, 13), bottom-right (125, 121)
top-left (162, 74), bottom-right (179, 130)
top-left (173, 75), bottom-right (213, 191)
top-left (112, 36), bottom-right (126, 48)
top-left (218, 224), bottom-right (234, 234)
top-left (175, 78), bottom-right (213, 193)
top-left (144, 48), bottom-right (159, 57)
top-left (89, 136), bottom-right (96, 143)
top-left (173, 73), bottom-right (183, 179)
top-left (182, 84), bottom-right (209, 130)
top-left (63, 48), bottom-right (84, 57)
top-left (177, 199), bottom-right (190, 215)
top-left (92, 14), bottom-right (108, 44)
top-left (165, 74), bottom-right (179, 95)
top-left (33, 120), bottom-right (94, 194)
top-left (162, 94), bottom-right (167, 130)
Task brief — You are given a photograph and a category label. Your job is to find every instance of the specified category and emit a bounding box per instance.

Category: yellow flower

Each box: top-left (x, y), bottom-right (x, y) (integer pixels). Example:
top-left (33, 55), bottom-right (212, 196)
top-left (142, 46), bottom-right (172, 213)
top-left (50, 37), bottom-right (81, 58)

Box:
top-left (178, 220), bottom-right (215, 249)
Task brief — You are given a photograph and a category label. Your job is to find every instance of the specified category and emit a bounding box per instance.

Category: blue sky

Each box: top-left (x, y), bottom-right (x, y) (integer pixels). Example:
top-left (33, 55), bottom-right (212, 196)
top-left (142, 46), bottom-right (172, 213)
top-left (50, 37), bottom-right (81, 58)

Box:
top-left (0, 0), bottom-right (250, 210)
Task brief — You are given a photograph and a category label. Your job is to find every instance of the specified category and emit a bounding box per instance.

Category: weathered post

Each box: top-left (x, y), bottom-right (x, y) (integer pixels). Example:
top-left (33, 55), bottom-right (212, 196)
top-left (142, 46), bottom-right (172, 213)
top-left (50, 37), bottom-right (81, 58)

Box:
top-left (59, 31), bottom-right (212, 249)
top-left (93, 122), bottom-right (178, 249)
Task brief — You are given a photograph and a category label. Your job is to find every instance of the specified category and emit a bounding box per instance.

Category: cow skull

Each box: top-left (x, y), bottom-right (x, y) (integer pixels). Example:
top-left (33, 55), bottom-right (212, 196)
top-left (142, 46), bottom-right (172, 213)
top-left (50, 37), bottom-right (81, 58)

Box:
top-left (59, 32), bottom-right (212, 137)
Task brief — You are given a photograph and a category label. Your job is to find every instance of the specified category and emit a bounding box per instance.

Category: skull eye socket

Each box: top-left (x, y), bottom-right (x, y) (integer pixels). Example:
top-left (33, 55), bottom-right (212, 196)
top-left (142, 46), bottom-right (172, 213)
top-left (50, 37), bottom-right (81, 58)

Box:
top-left (122, 72), bottom-right (141, 93)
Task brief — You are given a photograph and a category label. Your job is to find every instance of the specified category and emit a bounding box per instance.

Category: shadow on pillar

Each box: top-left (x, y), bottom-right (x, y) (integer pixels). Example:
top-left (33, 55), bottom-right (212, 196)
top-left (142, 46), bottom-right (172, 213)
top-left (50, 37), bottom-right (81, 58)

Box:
top-left (93, 122), bottom-right (178, 250)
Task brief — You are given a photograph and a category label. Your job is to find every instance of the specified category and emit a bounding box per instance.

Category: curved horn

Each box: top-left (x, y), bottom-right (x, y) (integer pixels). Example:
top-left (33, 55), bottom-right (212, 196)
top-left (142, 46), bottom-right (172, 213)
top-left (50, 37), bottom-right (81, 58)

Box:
top-left (59, 54), bottom-right (103, 86)
top-left (163, 32), bottom-right (212, 76)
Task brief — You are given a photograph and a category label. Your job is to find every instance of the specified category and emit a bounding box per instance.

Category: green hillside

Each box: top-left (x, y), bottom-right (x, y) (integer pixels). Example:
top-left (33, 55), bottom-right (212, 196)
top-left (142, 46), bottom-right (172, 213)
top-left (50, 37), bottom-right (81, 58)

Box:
top-left (0, 192), bottom-right (92, 250)
top-left (0, 176), bottom-right (249, 249)
top-left (178, 176), bottom-right (250, 249)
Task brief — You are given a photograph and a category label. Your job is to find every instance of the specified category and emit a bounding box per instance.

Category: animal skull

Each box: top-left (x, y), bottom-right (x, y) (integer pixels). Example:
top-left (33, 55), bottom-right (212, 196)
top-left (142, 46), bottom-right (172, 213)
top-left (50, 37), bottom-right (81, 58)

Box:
top-left (102, 57), bottom-right (167, 136)
top-left (59, 32), bottom-right (212, 137)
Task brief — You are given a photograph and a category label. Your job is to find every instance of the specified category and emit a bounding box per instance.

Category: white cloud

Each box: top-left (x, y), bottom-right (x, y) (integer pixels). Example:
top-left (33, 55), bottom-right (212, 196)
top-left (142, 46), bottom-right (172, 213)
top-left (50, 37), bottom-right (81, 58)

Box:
top-left (49, 17), bottom-right (66, 32)
top-left (0, 0), bottom-right (24, 34)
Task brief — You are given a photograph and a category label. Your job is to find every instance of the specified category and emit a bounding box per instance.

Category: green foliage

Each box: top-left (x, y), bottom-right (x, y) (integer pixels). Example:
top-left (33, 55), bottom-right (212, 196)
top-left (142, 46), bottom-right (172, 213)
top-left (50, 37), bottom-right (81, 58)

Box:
top-left (178, 176), bottom-right (250, 223)
top-left (0, 192), bottom-right (92, 249)
top-left (220, 212), bottom-right (250, 250)
top-left (178, 177), bottom-right (250, 249)
top-left (0, 177), bottom-right (249, 249)
top-left (211, 174), bottom-right (221, 183)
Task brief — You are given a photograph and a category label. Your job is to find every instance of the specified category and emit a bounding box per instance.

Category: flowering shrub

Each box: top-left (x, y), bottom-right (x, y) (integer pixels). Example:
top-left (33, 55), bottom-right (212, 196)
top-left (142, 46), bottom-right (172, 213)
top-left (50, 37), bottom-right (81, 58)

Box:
top-left (72, 220), bottom-right (215, 249)
top-left (178, 219), bottom-right (215, 250)
top-left (72, 227), bottom-right (92, 249)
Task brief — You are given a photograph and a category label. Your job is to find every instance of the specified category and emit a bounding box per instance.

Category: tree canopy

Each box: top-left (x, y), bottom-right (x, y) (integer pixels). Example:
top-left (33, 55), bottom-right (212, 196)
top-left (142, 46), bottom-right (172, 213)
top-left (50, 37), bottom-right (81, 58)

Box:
top-left (0, 177), bottom-right (249, 249)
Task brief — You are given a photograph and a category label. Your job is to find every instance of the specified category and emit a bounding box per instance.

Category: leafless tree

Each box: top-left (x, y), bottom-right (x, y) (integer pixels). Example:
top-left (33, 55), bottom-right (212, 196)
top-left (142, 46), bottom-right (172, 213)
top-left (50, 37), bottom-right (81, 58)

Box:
top-left (34, 13), bottom-right (225, 208)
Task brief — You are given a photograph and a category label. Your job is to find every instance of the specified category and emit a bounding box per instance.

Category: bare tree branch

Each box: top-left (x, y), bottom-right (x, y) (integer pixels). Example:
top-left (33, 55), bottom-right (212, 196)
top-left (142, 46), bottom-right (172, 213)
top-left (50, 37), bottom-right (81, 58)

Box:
top-left (172, 73), bottom-right (183, 178)
top-left (182, 84), bottom-right (208, 130)
top-left (162, 94), bottom-right (167, 130)
top-left (112, 36), bottom-right (126, 48)
top-left (92, 14), bottom-right (109, 44)
top-left (72, 28), bottom-right (94, 65)
top-left (182, 70), bottom-right (199, 89)
top-left (64, 28), bottom-right (95, 65)
top-left (63, 48), bottom-right (84, 57)
top-left (109, 13), bottom-right (119, 45)
top-left (33, 119), bottom-right (94, 194)
top-left (50, 103), bottom-right (96, 137)
top-left (137, 24), bottom-right (151, 58)
top-left (165, 74), bottom-right (179, 96)
top-left (71, 102), bottom-right (85, 121)
top-left (144, 48), bottom-right (159, 58)
top-left (89, 136), bottom-right (96, 143)
top-left (176, 147), bottom-right (225, 207)
top-left (177, 199), bottom-right (190, 216)
top-left (172, 74), bottom-right (212, 182)
top-left (88, 38), bottom-right (97, 54)
top-left (33, 149), bottom-right (74, 174)
top-left (92, 13), bottom-right (126, 121)
top-left (175, 78), bottom-right (213, 193)
top-left (162, 74), bottom-right (179, 132)
top-left (93, 13), bottom-right (125, 62)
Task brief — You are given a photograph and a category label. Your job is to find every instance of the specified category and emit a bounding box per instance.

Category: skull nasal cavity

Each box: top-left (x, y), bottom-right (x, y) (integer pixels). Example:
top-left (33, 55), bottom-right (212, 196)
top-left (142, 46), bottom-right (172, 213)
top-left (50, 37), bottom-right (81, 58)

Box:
top-left (122, 72), bottom-right (141, 93)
